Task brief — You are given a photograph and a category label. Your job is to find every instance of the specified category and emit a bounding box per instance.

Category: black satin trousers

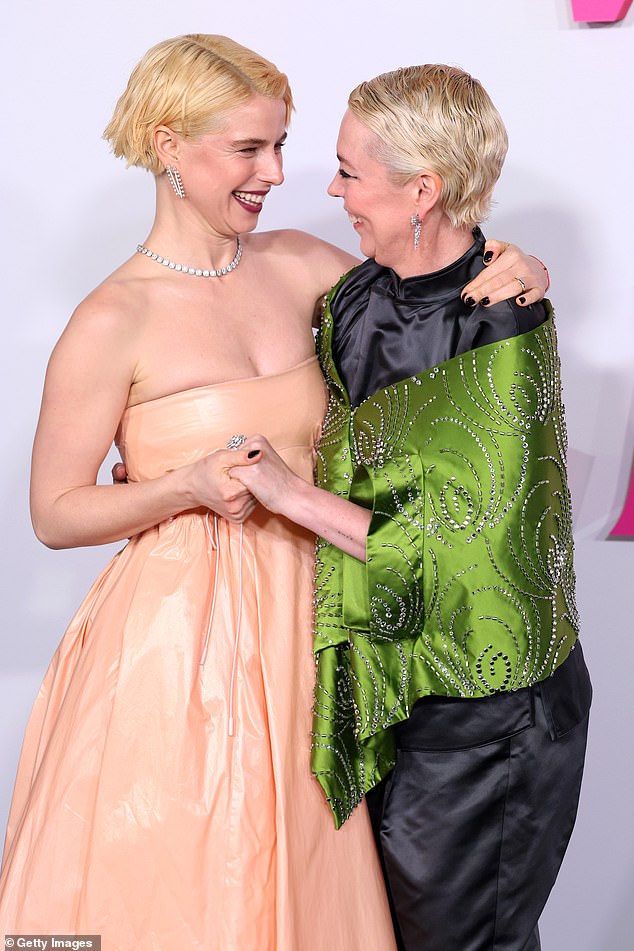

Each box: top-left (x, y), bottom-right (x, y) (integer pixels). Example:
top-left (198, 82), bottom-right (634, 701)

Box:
top-left (366, 646), bottom-right (592, 951)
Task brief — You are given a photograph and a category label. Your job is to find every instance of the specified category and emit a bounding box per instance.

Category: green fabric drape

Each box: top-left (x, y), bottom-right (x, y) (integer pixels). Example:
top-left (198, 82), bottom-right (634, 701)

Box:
top-left (311, 281), bottom-right (579, 828)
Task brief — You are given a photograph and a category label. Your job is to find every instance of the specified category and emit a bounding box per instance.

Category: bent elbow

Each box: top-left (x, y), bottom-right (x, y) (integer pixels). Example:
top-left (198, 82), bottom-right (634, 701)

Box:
top-left (30, 508), bottom-right (70, 550)
top-left (32, 522), bottom-right (65, 550)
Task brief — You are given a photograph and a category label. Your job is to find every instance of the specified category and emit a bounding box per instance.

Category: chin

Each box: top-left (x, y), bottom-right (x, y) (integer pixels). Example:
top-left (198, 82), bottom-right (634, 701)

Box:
top-left (371, 251), bottom-right (392, 269)
top-left (358, 236), bottom-right (375, 261)
top-left (239, 216), bottom-right (260, 235)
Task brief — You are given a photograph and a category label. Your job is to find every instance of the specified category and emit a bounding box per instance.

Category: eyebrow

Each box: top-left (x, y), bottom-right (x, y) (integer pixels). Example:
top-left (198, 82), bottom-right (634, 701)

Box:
top-left (231, 133), bottom-right (288, 147)
top-left (336, 152), bottom-right (352, 166)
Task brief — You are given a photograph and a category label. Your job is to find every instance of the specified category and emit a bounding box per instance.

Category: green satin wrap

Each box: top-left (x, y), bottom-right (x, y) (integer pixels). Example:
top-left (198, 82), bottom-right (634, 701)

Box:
top-left (311, 283), bottom-right (579, 828)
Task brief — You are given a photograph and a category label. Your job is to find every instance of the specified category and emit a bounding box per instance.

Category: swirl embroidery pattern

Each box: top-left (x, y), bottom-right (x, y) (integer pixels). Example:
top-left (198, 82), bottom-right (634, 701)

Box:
top-left (311, 294), bottom-right (579, 827)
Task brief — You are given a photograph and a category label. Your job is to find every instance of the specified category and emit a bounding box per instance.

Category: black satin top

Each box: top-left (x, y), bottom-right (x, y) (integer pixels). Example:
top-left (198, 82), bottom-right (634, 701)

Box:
top-left (331, 228), bottom-right (546, 407)
top-left (328, 229), bottom-right (592, 722)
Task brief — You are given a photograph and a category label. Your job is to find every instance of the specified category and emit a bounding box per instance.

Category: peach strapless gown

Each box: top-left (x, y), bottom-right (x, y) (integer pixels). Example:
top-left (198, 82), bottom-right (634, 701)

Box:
top-left (0, 356), bottom-right (396, 950)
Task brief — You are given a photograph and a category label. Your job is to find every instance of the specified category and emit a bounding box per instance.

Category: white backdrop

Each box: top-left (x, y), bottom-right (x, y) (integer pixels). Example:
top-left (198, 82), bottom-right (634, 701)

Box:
top-left (1, 1), bottom-right (633, 947)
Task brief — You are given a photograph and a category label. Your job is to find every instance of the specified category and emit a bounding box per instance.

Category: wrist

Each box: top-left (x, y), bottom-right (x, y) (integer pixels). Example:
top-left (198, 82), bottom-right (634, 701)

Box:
top-left (530, 255), bottom-right (550, 293)
top-left (165, 464), bottom-right (197, 511)
top-left (277, 474), bottom-right (315, 522)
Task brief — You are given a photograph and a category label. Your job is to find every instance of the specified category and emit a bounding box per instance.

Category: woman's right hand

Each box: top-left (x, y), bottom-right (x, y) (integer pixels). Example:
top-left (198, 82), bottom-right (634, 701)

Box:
top-left (112, 449), bottom-right (258, 524)
top-left (183, 447), bottom-right (260, 523)
top-left (113, 454), bottom-right (257, 524)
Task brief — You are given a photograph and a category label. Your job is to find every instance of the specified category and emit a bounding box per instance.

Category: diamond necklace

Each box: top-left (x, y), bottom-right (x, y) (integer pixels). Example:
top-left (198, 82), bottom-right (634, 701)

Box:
top-left (136, 237), bottom-right (242, 277)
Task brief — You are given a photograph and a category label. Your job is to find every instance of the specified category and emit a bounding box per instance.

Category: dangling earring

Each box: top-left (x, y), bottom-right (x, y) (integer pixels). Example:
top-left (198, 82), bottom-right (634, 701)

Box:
top-left (410, 213), bottom-right (422, 250)
top-left (165, 164), bottom-right (186, 199)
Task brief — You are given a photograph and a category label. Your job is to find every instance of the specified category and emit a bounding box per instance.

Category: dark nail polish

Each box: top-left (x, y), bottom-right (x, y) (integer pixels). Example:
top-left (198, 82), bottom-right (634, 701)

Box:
top-left (480, 296), bottom-right (490, 306)
top-left (483, 251), bottom-right (494, 263)
top-left (518, 296), bottom-right (526, 305)
top-left (463, 296), bottom-right (475, 307)
top-left (247, 449), bottom-right (261, 458)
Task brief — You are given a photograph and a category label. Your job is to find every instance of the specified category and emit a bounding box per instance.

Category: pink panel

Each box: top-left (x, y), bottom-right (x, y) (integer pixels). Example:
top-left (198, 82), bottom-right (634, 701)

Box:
top-left (571, 0), bottom-right (633, 20)
top-left (610, 460), bottom-right (634, 538)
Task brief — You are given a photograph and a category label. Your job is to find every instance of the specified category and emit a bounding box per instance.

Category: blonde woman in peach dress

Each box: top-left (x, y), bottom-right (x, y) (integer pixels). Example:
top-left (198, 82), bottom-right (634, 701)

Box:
top-left (0, 35), bottom-right (548, 950)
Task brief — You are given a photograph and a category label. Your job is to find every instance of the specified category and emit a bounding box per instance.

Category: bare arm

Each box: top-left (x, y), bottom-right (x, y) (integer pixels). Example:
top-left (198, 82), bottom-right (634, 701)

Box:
top-left (462, 240), bottom-right (549, 307)
top-left (312, 242), bottom-right (360, 329)
top-left (316, 242), bottom-right (361, 297)
top-left (31, 294), bottom-right (256, 550)
top-left (270, 230), bottom-right (359, 328)
top-left (229, 436), bottom-right (370, 561)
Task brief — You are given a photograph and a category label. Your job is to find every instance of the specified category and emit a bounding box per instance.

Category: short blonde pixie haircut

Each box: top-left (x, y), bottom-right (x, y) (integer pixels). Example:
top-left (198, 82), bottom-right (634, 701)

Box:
top-left (348, 64), bottom-right (508, 229)
top-left (104, 34), bottom-right (294, 175)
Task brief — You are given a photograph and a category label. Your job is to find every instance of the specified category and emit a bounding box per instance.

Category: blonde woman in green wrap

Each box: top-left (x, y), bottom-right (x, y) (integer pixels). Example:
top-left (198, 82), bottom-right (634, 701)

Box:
top-left (232, 64), bottom-right (591, 951)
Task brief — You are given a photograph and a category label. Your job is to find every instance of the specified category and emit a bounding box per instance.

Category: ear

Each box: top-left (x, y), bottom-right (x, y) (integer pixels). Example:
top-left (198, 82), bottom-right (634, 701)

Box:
top-left (154, 126), bottom-right (182, 168)
top-left (412, 170), bottom-right (443, 215)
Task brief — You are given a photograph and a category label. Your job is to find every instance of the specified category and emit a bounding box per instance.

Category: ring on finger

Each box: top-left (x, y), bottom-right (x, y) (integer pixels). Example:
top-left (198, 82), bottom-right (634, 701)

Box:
top-left (227, 434), bottom-right (247, 450)
top-left (515, 276), bottom-right (526, 292)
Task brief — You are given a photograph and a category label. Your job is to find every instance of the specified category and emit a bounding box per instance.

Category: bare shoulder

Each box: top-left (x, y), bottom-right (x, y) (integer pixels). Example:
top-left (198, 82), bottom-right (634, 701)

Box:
top-left (249, 228), bottom-right (357, 265)
top-left (50, 265), bottom-right (145, 379)
top-left (246, 229), bottom-right (360, 295)
top-left (65, 261), bottom-right (147, 335)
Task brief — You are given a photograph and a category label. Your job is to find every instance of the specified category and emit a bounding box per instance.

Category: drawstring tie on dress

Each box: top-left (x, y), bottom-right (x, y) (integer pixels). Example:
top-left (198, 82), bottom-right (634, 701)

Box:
top-left (201, 512), bottom-right (244, 737)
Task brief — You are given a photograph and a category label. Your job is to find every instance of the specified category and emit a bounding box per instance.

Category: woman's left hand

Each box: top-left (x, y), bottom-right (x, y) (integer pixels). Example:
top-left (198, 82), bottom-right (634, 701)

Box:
top-left (230, 435), bottom-right (372, 561)
top-left (461, 241), bottom-right (549, 308)
top-left (228, 435), bottom-right (301, 515)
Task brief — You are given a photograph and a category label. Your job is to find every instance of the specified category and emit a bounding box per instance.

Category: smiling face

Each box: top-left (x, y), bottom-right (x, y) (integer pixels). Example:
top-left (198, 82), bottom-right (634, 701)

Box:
top-left (327, 109), bottom-right (417, 269)
top-left (173, 95), bottom-right (287, 238)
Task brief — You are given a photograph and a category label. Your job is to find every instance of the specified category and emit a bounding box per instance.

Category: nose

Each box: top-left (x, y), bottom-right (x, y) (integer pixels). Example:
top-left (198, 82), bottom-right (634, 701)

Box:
top-left (259, 150), bottom-right (284, 186)
top-left (327, 173), bottom-right (342, 197)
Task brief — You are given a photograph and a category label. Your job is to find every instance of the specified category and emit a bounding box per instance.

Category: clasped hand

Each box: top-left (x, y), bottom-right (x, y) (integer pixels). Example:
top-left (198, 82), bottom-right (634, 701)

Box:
top-left (228, 435), bottom-right (299, 515)
top-left (112, 437), bottom-right (294, 523)
top-left (112, 446), bottom-right (261, 524)
top-left (185, 448), bottom-right (261, 522)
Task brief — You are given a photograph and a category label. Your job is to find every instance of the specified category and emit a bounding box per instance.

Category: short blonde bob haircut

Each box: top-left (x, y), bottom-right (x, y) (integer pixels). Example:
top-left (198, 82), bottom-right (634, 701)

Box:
top-left (348, 64), bottom-right (508, 229)
top-left (104, 34), bottom-right (294, 175)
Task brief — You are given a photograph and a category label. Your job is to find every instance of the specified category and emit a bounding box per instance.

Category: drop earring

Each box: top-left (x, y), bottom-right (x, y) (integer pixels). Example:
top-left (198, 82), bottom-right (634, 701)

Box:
top-left (165, 164), bottom-right (186, 199)
top-left (410, 213), bottom-right (421, 250)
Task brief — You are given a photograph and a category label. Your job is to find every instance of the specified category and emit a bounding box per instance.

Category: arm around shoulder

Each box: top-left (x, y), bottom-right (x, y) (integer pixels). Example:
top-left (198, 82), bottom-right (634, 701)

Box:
top-left (262, 228), bottom-right (360, 307)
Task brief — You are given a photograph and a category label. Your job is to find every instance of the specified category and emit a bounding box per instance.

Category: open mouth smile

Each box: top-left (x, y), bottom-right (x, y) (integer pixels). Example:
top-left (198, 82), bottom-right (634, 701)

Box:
top-left (233, 190), bottom-right (268, 213)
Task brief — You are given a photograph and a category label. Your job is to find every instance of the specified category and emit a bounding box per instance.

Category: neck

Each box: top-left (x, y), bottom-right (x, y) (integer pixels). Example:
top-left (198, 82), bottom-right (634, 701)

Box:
top-left (145, 182), bottom-right (242, 271)
top-left (389, 216), bottom-right (474, 281)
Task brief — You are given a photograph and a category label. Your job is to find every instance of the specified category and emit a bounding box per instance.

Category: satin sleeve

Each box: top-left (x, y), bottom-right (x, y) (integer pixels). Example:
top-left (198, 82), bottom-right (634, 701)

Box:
top-left (455, 299), bottom-right (546, 356)
top-left (342, 453), bottom-right (425, 641)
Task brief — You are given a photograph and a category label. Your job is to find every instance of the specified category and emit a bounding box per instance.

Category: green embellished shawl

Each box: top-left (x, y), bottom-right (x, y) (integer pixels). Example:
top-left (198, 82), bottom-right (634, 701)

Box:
top-left (311, 286), bottom-right (579, 828)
